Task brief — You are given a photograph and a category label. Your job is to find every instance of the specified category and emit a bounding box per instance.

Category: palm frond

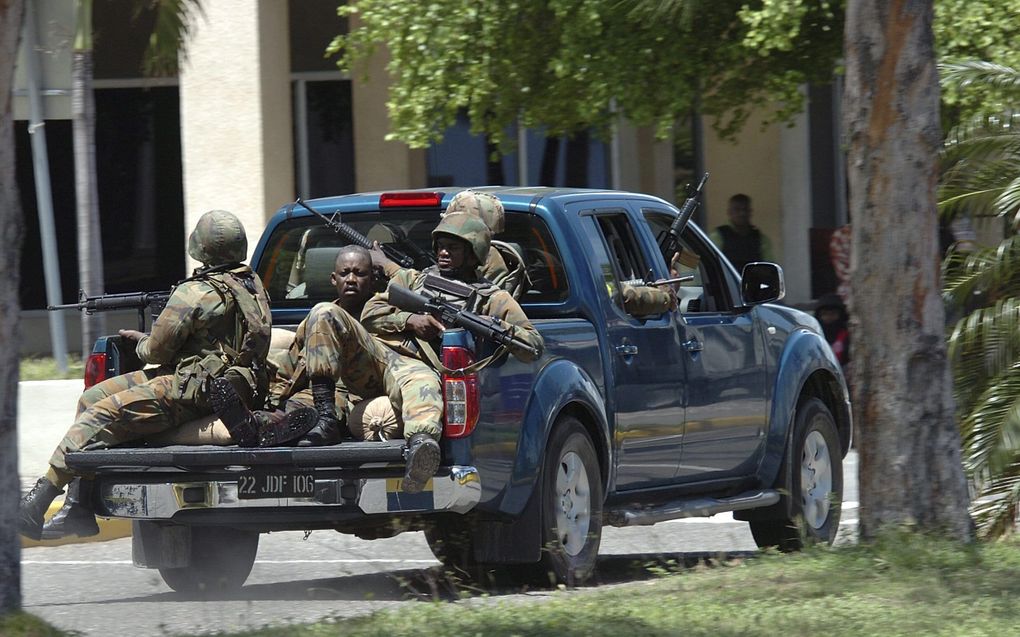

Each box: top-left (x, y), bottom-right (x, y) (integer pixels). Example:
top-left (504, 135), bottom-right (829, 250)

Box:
top-left (971, 466), bottom-right (1020, 538)
top-left (943, 239), bottom-right (1020, 308)
top-left (959, 365), bottom-right (1020, 477)
top-left (140, 0), bottom-right (204, 77)
top-left (940, 60), bottom-right (1020, 95)
top-left (948, 299), bottom-right (1020, 416)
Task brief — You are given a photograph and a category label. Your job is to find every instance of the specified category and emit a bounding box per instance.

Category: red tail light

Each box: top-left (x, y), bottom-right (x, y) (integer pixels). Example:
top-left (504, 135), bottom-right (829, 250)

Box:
top-left (84, 353), bottom-right (108, 389)
top-left (442, 346), bottom-right (479, 438)
top-left (379, 192), bottom-right (442, 208)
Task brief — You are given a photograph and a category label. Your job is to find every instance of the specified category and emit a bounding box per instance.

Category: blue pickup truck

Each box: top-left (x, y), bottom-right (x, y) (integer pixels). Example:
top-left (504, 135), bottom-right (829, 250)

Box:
top-left (67, 187), bottom-right (851, 592)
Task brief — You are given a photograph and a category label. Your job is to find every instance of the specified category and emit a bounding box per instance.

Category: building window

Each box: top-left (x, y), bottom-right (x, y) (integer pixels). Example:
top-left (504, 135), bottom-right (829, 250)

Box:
top-left (293, 78), bottom-right (356, 198)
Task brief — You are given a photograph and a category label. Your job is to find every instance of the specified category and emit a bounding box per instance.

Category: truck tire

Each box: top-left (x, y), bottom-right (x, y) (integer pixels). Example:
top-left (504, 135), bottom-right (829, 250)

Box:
top-left (158, 526), bottom-right (259, 595)
top-left (536, 416), bottom-right (603, 586)
top-left (750, 397), bottom-right (842, 551)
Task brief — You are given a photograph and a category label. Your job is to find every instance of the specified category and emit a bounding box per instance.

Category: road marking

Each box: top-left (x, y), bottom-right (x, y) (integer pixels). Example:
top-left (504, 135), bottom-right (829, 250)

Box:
top-left (22, 558), bottom-right (439, 566)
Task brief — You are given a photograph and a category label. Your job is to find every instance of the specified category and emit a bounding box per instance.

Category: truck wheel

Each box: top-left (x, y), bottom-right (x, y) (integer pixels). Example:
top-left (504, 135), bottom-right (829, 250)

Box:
top-left (750, 397), bottom-right (842, 551)
top-left (158, 526), bottom-right (259, 595)
top-left (537, 416), bottom-right (603, 586)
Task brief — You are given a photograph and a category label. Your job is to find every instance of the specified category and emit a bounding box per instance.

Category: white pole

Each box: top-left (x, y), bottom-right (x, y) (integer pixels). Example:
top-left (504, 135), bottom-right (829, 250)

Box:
top-left (25, 1), bottom-right (69, 371)
top-left (517, 118), bottom-right (528, 186)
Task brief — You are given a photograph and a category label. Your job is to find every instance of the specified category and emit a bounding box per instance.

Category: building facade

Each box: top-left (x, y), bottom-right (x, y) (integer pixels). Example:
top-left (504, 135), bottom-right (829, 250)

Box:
top-left (14, 0), bottom-right (843, 354)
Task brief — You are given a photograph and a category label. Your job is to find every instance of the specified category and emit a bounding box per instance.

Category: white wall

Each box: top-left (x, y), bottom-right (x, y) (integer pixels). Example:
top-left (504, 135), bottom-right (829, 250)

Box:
top-left (178, 0), bottom-right (294, 267)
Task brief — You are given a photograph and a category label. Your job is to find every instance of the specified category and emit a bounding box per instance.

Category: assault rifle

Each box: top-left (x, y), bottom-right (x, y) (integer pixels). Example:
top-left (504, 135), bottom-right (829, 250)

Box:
top-left (291, 198), bottom-right (418, 269)
top-left (659, 173), bottom-right (709, 259)
top-left (388, 284), bottom-right (541, 359)
top-left (48, 289), bottom-right (172, 331)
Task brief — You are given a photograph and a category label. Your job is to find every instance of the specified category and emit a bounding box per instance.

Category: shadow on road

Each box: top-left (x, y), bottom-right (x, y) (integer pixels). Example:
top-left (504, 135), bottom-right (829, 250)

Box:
top-left (91, 550), bottom-right (761, 604)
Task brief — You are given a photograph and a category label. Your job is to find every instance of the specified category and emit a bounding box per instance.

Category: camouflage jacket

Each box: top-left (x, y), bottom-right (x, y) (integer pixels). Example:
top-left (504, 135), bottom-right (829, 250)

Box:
top-left (137, 265), bottom-right (272, 399)
top-left (381, 248), bottom-right (509, 284)
top-left (621, 283), bottom-right (675, 316)
top-left (362, 266), bottom-right (544, 363)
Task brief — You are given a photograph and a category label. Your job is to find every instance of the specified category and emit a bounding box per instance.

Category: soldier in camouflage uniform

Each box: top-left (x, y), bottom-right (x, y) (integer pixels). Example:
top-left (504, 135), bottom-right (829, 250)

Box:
top-left (363, 212), bottom-right (544, 492)
top-left (363, 212), bottom-right (545, 364)
top-left (375, 190), bottom-right (529, 296)
top-left (215, 245), bottom-right (444, 492)
top-left (20, 210), bottom-right (273, 540)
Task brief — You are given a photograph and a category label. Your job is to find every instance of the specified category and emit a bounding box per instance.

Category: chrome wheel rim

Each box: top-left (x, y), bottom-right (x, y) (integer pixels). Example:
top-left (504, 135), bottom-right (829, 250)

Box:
top-left (800, 428), bottom-right (832, 529)
top-left (555, 450), bottom-right (591, 556)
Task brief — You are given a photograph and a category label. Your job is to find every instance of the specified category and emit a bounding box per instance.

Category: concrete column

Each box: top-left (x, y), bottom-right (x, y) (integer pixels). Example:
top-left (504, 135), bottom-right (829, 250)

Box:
top-left (779, 95), bottom-right (813, 305)
top-left (615, 120), bottom-right (674, 203)
top-left (178, 0), bottom-right (293, 267)
top-left (350, 15), bottom-right (426, 192)
top-left (702, 111), bottom-right (784, 264)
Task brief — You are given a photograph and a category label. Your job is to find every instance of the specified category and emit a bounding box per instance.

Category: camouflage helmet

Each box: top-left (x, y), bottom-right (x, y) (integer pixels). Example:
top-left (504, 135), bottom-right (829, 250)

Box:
top-left (432, 212), bottom-right (491, 266)
top-left (445, 190), bottom-right (505, 234)
top-left (188, 209), bottom-right (248, 266)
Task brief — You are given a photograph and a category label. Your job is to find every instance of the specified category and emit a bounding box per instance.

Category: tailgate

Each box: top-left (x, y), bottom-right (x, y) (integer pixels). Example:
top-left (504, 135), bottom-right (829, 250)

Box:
top-left (65, 442), bottom-right (480, 523)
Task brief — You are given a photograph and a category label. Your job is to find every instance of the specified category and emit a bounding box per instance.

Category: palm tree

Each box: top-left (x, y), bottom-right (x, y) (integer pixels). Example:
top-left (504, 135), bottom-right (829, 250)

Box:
top-left (72, 0), bottom-right (202, 356)
top-left (940, 60), bottom-right (1020, 537)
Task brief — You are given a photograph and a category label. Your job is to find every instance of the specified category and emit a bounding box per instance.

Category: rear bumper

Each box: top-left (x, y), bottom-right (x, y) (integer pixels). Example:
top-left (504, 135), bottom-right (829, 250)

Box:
top-left (98, 465), bottom-right (481, 520)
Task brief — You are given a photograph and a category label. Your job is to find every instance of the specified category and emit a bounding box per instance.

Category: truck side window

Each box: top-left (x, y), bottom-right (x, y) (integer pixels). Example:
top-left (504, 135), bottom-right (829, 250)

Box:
top-left (593, 213), bottom-right (654, 313)
top-left (642, 210), bottom-right (729, 313)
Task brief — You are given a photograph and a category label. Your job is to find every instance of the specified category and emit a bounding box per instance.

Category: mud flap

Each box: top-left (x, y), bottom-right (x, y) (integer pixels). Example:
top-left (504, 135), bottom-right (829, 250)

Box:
top-left (132, 520), bottom-right (191, 569)
top-left (473, 473), bottom-right (543, 564)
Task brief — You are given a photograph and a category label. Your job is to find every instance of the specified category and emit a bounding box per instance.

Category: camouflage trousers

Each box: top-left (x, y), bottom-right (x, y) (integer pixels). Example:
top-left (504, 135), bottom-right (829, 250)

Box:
top-left (47, 368), bottom-right (206, 487)
top-left (301, 303), bottom-right (442, 439)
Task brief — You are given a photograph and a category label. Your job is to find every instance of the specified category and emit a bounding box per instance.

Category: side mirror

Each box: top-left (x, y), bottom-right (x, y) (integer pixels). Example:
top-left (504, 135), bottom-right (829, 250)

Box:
top-left (741, 262), bottom-right (785, 305)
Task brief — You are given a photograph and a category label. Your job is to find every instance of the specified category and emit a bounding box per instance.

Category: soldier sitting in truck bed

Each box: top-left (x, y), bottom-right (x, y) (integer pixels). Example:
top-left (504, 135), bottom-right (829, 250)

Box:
top-left (19, 210), bottom-right (274, 541)
top-left (210, 244), bottom-right (446, 493)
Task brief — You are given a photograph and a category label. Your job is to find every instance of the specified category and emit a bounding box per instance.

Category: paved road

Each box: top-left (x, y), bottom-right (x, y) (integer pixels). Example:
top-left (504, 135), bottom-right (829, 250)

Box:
top-left (18, 380), bottom-right (859, 636)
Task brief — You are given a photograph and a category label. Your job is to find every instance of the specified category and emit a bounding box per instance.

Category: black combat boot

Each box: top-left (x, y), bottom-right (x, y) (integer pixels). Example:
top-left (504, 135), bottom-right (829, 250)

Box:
top-left (402, 433), bottom-right (441, 494)
top-left (210, 377), bottom-right (320, 447)
top-left (297, 377), bottom-right (348, 447)
top-left (41, 477), bottom-right (99, 540)
top-left (209, 377), bottom-right (260, 447)
top-left (256, 407), bottom-right (320, 447)
top-left (19, 477), bottom-right (64, 541)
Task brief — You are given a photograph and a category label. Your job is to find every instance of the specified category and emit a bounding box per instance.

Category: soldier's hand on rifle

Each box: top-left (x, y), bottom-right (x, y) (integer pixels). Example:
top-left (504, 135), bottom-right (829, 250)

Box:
top-left (370, 241), bottom-right (396, 270)
top-left (119, 329), bottom-right (146, 342)
top-left (406, 314), bottom-right (445, 340)
top-left (659, 284), bottom-right (679, 312)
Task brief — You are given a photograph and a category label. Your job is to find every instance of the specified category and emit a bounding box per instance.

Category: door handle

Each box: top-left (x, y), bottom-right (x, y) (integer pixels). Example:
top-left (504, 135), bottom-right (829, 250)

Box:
top-left (683, 339), bottom-right (703, 352)
top-left (615, 344), bottom-right (639, 356)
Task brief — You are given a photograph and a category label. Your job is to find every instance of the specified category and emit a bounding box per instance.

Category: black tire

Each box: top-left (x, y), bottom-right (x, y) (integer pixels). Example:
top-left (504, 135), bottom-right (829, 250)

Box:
top-left (536, 416), bottom-right (604, 586)
top-left (158, 526), bottom-right (259, 595)
top-left (750, 397), bottom-right (843, 551)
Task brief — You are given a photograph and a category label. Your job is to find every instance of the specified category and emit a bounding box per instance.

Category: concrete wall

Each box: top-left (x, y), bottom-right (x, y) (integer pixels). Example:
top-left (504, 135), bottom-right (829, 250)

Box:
top-left (178, 0), bottom-right (294, 266)
top-left (702, 108), bottom-right (814, 305)
top-left (350, 15), bottom-right (426, 191)
top-left (616, 121), bottom-right (675, 203)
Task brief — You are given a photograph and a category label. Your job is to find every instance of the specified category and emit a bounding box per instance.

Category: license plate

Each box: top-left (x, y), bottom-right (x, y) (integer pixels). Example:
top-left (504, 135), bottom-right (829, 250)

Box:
top-left (237, 471), bottom-right (316, 499)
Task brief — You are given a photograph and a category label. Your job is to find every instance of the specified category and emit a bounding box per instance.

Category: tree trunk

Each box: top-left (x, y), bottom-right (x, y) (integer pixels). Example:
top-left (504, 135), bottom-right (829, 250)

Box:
top-left (843, 0), bottom-right (972, 540)
top-left (0, 0), bottom-right (27, 615)
top-left (73, 0), bottom-right (105, 358)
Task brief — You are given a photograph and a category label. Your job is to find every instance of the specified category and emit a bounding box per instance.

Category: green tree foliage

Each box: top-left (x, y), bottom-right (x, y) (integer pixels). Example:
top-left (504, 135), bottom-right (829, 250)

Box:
top-left (330, 0), bottom-right (1018, 148)
top-left (329, 0), bottom-right (842, 149)
top-left (940, 60), bottom-right (1020, 537)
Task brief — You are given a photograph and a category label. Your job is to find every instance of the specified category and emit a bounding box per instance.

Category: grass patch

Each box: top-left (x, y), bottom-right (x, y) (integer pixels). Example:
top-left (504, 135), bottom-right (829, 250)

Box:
top-left (201, 532), bottom-right (1020, 637)
top-left (0, 613), bottom-right (68, 637)
top-left (19, 356), bottom-right (84, 381)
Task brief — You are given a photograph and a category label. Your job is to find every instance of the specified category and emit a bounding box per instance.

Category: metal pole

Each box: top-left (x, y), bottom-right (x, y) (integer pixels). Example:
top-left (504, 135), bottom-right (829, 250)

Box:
top-left (517, 118), bottom-right (528, 186)
top-left (25, 1), bottom-right (69, 371)
top-left (609, 98), bottom-right (622, 191)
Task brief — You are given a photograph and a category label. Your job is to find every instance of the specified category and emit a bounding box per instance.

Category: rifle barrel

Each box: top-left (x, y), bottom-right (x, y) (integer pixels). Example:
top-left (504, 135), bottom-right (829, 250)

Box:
top-left (295, 198), bottom-right (415, 268)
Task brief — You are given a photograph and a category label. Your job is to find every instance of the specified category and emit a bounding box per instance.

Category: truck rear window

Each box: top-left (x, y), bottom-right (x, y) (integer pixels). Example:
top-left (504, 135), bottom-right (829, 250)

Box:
top-left (256, 210), bottom-right (569, 308)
